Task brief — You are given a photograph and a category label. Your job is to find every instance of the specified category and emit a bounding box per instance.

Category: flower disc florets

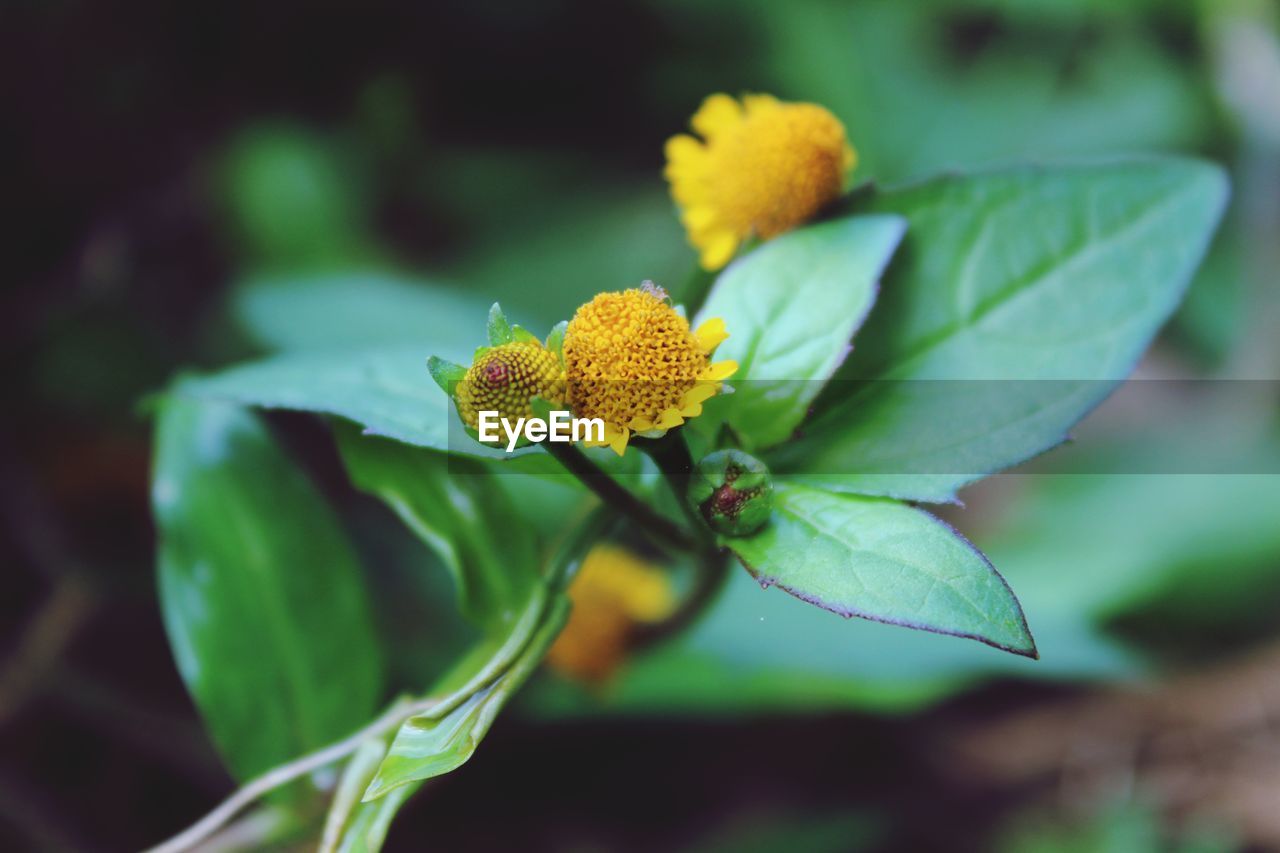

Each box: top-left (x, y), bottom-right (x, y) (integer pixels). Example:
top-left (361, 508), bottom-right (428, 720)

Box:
top-left (455, 341), bottom-right (564, 432)
top-left (665, 93), bottom-right (856, 270)
top-left (563, 283), bottom-right (736, 455)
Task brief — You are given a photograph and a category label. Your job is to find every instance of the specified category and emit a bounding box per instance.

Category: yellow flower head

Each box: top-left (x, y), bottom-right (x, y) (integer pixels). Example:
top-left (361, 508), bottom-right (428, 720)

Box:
top-left (665, 93), bottom-right (856, 270)
top-left (546, 544), bottom-right (676, 684)
top-left (563, 282), bottom-right (736, 455)
top-left (455, 341), bottom-right (565, 433)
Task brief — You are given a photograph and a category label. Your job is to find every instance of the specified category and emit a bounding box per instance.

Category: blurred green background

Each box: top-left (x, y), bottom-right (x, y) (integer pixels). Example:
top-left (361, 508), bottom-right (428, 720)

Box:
top-left (4, 0), bottom-right (1280, 850)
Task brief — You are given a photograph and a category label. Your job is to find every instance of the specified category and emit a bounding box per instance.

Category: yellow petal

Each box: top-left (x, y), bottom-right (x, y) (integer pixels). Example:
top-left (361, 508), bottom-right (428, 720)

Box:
top-left (606, 425), bottom-right (630, 456)
top-left (694, 317), bottom-right (729, 353)
top-left (654, 408), bottom-right (685, 430)
top-left (700, 360), bottom-right (738, 381)
top-left (628, 416), bottom-right (655, 432)
top-left (742, 93), bottom-right (781, 114)
top-left (698, 231), bottom-right (739, 271)
top-left (691, 93), bottom-right (742, 138)
top-left (665, 133), bottom-right (704, 165)
top-left (681, 207), bottom-right (718, 231)
top-left (683, 382), bottom-right (719, 406)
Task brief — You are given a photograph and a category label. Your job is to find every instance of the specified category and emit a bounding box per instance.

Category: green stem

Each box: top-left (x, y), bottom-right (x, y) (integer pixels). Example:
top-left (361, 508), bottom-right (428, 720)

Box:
top-left (639, 431), bottom-right (708, 541)
top-left (543, 442), bottom-right (695, 552)
top-left (632, 432), bottom-right (730, 647)
top-left (633, 549), bottom-right (731, 650)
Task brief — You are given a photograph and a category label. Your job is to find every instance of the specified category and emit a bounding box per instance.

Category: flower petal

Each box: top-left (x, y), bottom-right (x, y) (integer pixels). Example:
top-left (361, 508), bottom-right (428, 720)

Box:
top-left (654, 408), bottom-right (685, 430)
top-left (691, 93), bottom-right (743, 138)
top-left (700, 360), bottom-right (738, 381)
top-left (698, 231), bottom-right (739, 271)
top-left (606, 424), bottom-right (630, 456)
top-left (694, 317), bottom-right (729, 353)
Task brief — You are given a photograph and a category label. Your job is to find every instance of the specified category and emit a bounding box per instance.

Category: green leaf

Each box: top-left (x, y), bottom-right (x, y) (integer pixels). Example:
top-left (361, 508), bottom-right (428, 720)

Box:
top-left (694, 215), bottom-right (905, 449)
top-left (331, 780), bottom-right (419, 853)
top-left (322, 734), bottom-right (422, 853)
top-left (177, 346), bottom-right (506, 459)
top-left (335, 423), bottom-right (539, 627)
top-left (151, 397), bottom-right (383, 780)
top-left (777, 159), bottom-right (1228, 501)
top-left (363, 597), bottom-right (570, 800)
top-left (231, 271), bottom-right (484, 360)
top-left (487, 303), bottom-right (514, 346)
top-left (360, 509), bottom-right (606, 800)
top-left (726, 482), bottom-right (1036, 657)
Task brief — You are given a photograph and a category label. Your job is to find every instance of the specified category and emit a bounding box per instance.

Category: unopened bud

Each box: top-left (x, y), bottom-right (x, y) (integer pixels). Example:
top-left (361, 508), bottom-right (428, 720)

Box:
top-left (688, 449), bottom-right (773, 536)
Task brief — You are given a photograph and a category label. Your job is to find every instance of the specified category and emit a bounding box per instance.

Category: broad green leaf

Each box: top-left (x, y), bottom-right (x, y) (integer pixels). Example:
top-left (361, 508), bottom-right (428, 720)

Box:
top-left (336, 424), bottom-right (539, 627)
top-left (151, 397), bottom-right (383, 780)
top-left (364, 597), bottom-right (570, 800)
top-left (232, 271), bottom-right (483, 360)
top-left (727, 483), bottom-right (1036, 657)
top-left (176, 346), bottom-right (526, 460)
top-left (778, 159), bottom-right (1228, 501)
top-left (693, 215), bottom-right (905, 449)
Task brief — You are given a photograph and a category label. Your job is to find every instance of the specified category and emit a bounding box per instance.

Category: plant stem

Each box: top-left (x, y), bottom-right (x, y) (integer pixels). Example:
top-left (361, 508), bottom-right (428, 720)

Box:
top-left (633, 549), bottom-right (731, 650)
top-left (543, 441), bottom-right (695, 552)
top-left (639, 431), bottom-right (708, 541)
top-left (632, 432), bottom-right (732, 647)
top-left (143, 696), bottom-right (434, 853)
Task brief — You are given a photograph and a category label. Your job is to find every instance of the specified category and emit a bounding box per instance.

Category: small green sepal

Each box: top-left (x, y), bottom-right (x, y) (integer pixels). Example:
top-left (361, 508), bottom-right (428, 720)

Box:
top-left (427, 356), bottom-right (467, 397)
top-left (487, 303), bottom-right (515, 346)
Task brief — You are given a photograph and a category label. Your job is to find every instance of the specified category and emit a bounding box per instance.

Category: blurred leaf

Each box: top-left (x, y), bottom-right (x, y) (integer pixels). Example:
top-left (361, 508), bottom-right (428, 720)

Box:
top-left (454, 188), bottom-right (692, 327)
top-left (232, 271), bottom-right (484, 359)
top-left (728, 483), bottom-right (1035, 656)
top-left (365, 596), bottom-right (570, 800)
top-left (694, 215), bottom-right (905, 448)
top-left (336, 424), bottom-right (539, 627)
top-left (222, 125), bottom-right (373, 267)
top-left (997, 802), bottom-right (1234, 853)
top-left (988, 469), bottom-right (1280, 627)
top-left (151, 397), bottom-right (383, 780)
top-left (761, 1), bottom-right (1210, 183)
top-left (778, 159), bottom-right (1228, 502)
top-left (1170, 228), bottom-right (1246, 367)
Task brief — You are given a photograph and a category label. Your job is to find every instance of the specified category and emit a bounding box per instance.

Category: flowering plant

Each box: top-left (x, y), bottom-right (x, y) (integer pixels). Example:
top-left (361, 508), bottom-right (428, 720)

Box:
top-left (148, 92), bottom-right (1226, 850)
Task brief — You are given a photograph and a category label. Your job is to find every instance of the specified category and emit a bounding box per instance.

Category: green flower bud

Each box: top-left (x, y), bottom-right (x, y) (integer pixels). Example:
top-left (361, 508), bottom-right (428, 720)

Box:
top-left (688, 449), bottom-right (774, 536)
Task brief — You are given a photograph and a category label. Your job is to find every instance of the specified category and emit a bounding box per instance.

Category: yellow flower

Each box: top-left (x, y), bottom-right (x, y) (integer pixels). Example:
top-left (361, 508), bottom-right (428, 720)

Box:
top-left (665, 93), bottom-right (856, 270)
top-left (546, 544), bottom-right (676, 684)
top-left (455, 341), bottom-right (565, 434)
top-left (563, 283), bottom-right (736, 455)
